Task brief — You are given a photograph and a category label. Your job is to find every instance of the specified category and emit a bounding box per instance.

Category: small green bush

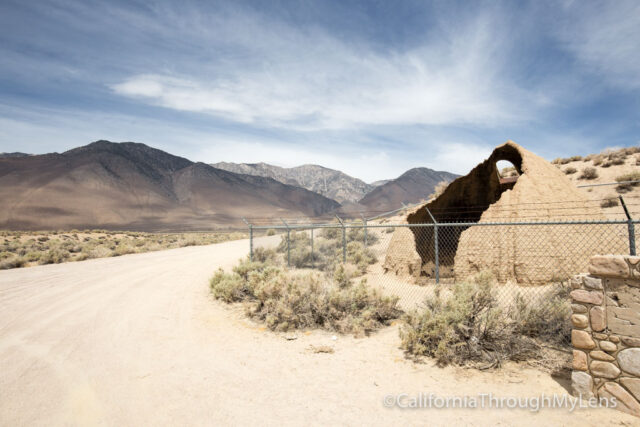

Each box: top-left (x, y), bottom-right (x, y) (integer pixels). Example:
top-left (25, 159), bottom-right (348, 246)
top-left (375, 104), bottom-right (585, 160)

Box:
top-left (564, 166), bottom-right (577, 175)
top-left (266, 229), bottom-right (276, 236)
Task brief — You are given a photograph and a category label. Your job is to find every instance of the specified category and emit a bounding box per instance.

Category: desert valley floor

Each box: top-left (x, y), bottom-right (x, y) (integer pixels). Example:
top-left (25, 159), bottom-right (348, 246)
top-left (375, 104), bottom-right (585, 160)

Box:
top-left (1, 236), bottom-right (636, 426)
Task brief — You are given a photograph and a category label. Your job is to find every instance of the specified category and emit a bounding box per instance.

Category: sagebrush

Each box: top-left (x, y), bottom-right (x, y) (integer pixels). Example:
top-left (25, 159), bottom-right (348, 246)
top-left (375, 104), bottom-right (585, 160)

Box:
top-left (210, 257), bottom-right (400, 336)
top-left (399, 272), bottom-right (568, 367)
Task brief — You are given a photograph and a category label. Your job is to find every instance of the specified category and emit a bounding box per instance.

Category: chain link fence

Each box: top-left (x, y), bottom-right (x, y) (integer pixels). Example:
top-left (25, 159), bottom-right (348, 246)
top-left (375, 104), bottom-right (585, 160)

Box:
top-left (244, 215), bottom-right (638, 347)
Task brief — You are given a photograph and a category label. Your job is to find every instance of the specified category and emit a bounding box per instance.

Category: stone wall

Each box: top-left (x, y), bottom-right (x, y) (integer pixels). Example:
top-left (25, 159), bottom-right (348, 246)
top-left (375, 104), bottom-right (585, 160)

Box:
top-left (571, 255), bottom-right (640, 416)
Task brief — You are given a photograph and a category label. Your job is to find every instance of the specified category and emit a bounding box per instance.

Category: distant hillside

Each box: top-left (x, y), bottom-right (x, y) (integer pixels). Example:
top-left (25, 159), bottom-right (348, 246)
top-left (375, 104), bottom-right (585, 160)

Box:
top-left (0, 152), bottom-right (31, 158)
top-left (0, 141), bottom-right (339, 231)
top-left (357, 167), bottom-right (459, 212)
top-left (212, 162), bottom-right (374, 204)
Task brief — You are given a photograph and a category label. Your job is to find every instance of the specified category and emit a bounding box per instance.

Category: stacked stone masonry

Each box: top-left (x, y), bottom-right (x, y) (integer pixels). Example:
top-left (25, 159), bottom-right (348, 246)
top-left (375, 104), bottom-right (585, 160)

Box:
top-left (571, 255), bottom-right (640, 416)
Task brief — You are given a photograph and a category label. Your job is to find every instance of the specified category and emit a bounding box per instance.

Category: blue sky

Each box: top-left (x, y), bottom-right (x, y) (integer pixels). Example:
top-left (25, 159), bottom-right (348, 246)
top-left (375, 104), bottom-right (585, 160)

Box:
top-left (0, 0), bottom-right (638, 182)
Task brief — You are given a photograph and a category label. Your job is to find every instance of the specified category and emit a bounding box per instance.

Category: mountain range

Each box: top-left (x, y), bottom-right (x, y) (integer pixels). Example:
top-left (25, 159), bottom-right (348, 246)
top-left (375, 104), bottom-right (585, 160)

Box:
top-left (0, 141), bottom-right (339, 231)
top-left (0, 141), bottom-right (458, 230)
top-left (212, 162), bottom-right (375, 204)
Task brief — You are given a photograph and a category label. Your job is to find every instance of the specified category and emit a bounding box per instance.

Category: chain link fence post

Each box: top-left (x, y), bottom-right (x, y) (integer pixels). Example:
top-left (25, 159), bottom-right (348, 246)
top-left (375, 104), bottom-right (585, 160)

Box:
top-left (425, 208), bottom-right (439, 284)
top-left (336, 215), bottom-right (346, 263)
top-left (620, 196), bottom-right (637, 255)
top-left (242, 217), bottom-right (253, 262)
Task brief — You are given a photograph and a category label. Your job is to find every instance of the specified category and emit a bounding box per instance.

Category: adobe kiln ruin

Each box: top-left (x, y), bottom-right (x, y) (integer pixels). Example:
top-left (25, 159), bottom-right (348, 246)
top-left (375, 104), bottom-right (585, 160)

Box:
top-left (383, 140), bottom-right (615, 285)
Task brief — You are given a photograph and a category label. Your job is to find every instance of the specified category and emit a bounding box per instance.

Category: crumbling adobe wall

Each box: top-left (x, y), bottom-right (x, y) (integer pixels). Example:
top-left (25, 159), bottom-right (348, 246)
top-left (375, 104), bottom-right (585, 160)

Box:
top-left (384, 140), bottom-right (615, 284)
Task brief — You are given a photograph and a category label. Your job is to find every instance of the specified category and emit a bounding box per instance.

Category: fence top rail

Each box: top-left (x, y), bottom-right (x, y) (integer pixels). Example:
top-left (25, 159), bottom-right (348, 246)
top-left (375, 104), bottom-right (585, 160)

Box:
top-left (577, 180), bottom-right (640, 188)
top-left (249, 218), bottom-right (639, 229)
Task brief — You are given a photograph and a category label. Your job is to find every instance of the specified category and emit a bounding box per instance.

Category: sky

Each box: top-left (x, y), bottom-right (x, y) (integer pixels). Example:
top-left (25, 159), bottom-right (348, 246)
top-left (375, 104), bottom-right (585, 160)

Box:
top-left (0, 0), bottom-right (639, 182)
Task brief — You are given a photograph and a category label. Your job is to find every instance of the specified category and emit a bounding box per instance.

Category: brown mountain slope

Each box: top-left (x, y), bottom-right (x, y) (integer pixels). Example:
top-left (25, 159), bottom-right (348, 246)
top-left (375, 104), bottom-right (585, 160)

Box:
top-left (0, 141), bottom-right (339, 231)
top-left (357, 167), bottom-right (459, 212)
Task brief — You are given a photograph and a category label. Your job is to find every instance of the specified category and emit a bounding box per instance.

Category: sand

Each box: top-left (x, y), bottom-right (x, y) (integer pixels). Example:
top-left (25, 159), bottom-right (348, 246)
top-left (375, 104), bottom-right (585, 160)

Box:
top-left (1, 236), bottom-right (636, 426)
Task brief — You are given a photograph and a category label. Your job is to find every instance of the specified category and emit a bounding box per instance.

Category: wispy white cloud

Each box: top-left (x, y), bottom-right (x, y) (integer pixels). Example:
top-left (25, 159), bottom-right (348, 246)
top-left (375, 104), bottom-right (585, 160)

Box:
top-left (111, 7), bottom-right (539, 131)
top-left (558, 0), bottom-right (640, 90)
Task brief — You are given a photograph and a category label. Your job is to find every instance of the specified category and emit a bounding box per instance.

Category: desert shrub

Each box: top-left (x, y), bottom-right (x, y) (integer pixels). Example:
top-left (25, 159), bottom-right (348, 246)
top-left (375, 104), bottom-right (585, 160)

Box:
top-left (347, 227), bottom-right (379, 245)
top-left (615, 171), bottom-right (640, 184)
top-left (569, 155), bottom-right (582, 162)
top-left (0, 256), bottom-right (26, 270)
top-left (88, 246), bottom-right (112, 259)
top-left (112, 244), bottom-right (136, 256)
top-left (252, 247), bottom-right (277, 263)
top-left (579, 167), bottom-right (598, 180)
top-left (24, 251), bottom-right (41, 262)
top-left (564, 167), bottom-right (577, 175)
top-left (232, 258), bottom-right (272, 280)
top-left (39, 248), bottom-right (68, 265)
top-left (601, 197), bottom-right (620, 208)
top-left (75, 253), bottom-right (89, 261)
top-left (320, 227), bottom-right (341, 240)
top-left (510, 284), bottom-right (571, 346)
top-left (615, 172), bottom-right (640, 193)
top-left (608, 151), bottom-right (627, 165)
top-left (400, 272), bottom-right (538, 366)
top-left (385, 227), bottom-right (394, 234)
top-left (179, 239), bottom-right (198, 247)
top-left (277, 230), bottom-right (309, 252)
top-left (290, 247), bottom-right (314, 268)
top-left (345, 241), bottom-right (376, 273)
top-left (333, 263), bottom-right (353, 288)
top-left (210, 260), bottom-right (400, 336)
top-left (592, 155), bottom-right (604, 166)
top-left (210, 268), bottom-right (251, 303)
top-left (266, 229), bottom-right (276, 236)
top-left (276, 231), bottom-right (314, 267)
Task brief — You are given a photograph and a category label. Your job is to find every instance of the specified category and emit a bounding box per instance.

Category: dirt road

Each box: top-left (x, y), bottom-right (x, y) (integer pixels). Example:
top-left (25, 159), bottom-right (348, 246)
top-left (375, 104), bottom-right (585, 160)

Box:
top-left (1, 237), bottom-right (635, 426)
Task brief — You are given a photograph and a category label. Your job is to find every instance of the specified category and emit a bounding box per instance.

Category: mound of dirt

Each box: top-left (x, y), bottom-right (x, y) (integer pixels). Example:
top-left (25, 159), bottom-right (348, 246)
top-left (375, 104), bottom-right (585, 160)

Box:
top-left (384, 141), bottom-right (620, 285)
